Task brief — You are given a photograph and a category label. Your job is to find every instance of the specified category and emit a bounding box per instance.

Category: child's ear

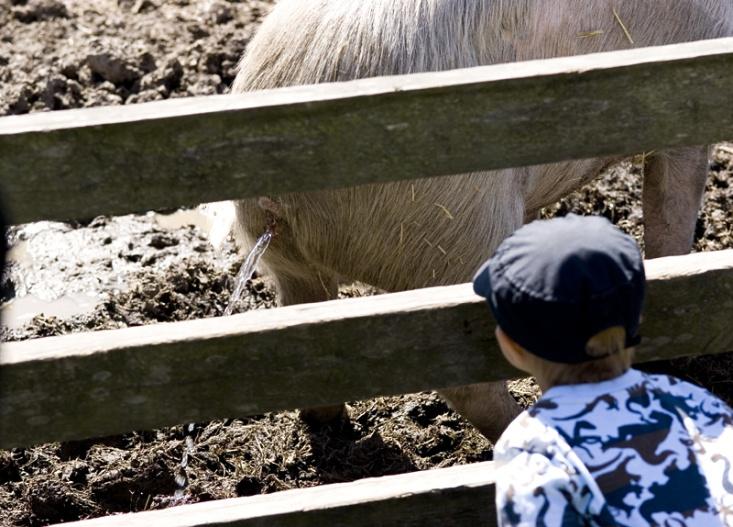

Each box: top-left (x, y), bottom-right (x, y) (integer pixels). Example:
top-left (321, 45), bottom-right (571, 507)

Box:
top-left (495, 327), bottom-right (530, 373)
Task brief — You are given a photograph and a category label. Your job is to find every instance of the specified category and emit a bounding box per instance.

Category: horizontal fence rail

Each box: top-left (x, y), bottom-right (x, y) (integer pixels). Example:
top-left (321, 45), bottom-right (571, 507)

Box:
top-left (56, 461), bottom-right (496, 527)
top-left (0, 38), bottom-right (733, 223)
top-left (1, 250), bottom-right (731, 449)
top-left (58, 461), bottom-right (496, 527)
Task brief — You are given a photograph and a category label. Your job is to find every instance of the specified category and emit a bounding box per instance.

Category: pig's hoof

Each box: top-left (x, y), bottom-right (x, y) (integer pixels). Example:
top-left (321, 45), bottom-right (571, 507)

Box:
top-left (299, 404), bottom-right (348, 426)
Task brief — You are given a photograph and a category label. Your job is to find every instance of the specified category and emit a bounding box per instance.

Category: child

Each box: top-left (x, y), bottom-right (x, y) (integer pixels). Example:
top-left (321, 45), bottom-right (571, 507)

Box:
top-left (472, 214), bottom-right (733, 526)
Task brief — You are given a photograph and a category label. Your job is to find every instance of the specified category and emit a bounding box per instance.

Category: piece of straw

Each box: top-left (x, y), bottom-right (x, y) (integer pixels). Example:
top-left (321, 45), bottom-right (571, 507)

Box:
top-left (317, 271), bottom-right (331, 299)
top-left (612, 8), bottom-right (634, 44)
top-left (434, 203), bottom-right (454, 220)
top-left (578, 30), bottom-right (604, 38)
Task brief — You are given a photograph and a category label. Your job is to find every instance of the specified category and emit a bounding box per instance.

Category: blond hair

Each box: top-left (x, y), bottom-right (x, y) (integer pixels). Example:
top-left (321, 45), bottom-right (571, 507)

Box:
top-left (525, 326), bottom-right (634, 387)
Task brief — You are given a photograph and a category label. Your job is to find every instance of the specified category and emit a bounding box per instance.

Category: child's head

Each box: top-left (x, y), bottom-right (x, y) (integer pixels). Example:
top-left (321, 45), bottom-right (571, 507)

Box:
top-left (473, 214), bottom-right (645, 389)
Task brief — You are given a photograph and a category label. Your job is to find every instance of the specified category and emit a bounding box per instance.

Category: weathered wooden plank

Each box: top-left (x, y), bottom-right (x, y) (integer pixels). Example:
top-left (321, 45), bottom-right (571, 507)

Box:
top-left (56, 461), bottom-right (496, 527)
top-left (1, 38), bottom-right (733, 224)
top-left (1, 250), bottom-right (732, 449)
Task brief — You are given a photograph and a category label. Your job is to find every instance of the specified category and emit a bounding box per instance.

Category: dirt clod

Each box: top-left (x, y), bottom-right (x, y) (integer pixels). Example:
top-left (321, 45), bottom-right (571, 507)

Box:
top-left (86, 53), bottom-right (142, 85)
top-left (12, 0), bottom-right (69, 24)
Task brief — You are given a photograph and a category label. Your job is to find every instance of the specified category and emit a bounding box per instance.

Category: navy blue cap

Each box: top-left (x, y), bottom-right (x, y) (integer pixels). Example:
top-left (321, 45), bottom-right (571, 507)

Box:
top-left (472, 214), bottom-right (645, 364)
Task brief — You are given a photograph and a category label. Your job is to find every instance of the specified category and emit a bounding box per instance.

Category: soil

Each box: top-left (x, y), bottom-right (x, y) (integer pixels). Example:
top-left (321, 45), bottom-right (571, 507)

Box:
top-left (0, 1), bottom-right (732, 525)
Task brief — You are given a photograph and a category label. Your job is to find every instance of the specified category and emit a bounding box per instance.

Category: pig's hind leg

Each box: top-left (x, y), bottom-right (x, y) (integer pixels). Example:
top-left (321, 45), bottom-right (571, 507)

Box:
top-left (642, 146), bottom-right (709, 258)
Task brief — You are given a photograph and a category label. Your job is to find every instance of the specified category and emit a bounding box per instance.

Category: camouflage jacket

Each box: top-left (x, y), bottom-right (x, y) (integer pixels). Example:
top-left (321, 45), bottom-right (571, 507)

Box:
top-left (494, 369), bottom-right (733, 526)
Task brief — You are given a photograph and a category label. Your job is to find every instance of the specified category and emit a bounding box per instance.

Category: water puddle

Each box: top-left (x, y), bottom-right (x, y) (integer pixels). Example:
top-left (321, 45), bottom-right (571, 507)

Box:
top-left (153, 209), bottom-right (211, 232)
top-left (1, 293), bottom-right (99, 329)
top-left (154, 202), bottom-right (235, 248)
top-left (1, 206), bottom-right (240, 331)
top-left (224, 229), bottom-right (273, 316)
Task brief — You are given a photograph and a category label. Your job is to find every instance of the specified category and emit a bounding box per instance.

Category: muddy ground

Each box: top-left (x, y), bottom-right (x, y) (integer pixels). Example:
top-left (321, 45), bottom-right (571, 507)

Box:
top-left (1, 1), bottom-right (732, 525)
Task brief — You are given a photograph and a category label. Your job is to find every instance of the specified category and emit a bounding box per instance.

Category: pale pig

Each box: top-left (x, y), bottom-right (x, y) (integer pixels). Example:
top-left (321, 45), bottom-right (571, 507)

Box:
top-left (230, 0), bottom-right (733, 440)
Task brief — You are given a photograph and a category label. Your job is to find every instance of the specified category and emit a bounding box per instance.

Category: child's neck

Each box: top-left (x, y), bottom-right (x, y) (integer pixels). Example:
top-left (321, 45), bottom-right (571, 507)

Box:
top-left (536, 367), bottom-right (632, 394)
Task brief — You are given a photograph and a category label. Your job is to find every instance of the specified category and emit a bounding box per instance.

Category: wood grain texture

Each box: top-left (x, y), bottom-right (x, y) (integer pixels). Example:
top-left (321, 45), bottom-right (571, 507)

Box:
top-left (1, 250), bottom-right (731, 449)
top-left (56, 461), bottom-right (496, 527)
top-left (55, 461), bottom-right (496, 527)
top-left (1, 38), bottom-right (733, 223)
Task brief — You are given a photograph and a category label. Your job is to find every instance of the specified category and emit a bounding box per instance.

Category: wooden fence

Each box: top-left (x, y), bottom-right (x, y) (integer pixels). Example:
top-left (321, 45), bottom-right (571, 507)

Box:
top-left (1, 249), bottom-right (732, 449)
top-left (1, 37), bottom-right (733, 526)
top-left (1, 37), bottom-right (733, 223)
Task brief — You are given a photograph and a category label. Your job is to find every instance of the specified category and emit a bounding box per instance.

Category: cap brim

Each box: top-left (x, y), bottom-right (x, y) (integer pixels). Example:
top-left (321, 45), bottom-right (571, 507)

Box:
top-left (472, 258), bottom-right (515, 347)
top-left (472, 259), bottom-right (494, 299)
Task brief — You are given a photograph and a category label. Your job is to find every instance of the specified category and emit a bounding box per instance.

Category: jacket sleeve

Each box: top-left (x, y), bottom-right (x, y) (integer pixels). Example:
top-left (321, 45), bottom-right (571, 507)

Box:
top-left (495, 449), bottom-right (589, 527)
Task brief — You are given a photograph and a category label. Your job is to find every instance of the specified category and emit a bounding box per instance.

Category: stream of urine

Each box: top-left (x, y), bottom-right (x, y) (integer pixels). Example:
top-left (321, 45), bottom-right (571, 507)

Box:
top-left (175, 229), bottom-right (274, 497)
top-left (223, 229), bottom-right (273, 316)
